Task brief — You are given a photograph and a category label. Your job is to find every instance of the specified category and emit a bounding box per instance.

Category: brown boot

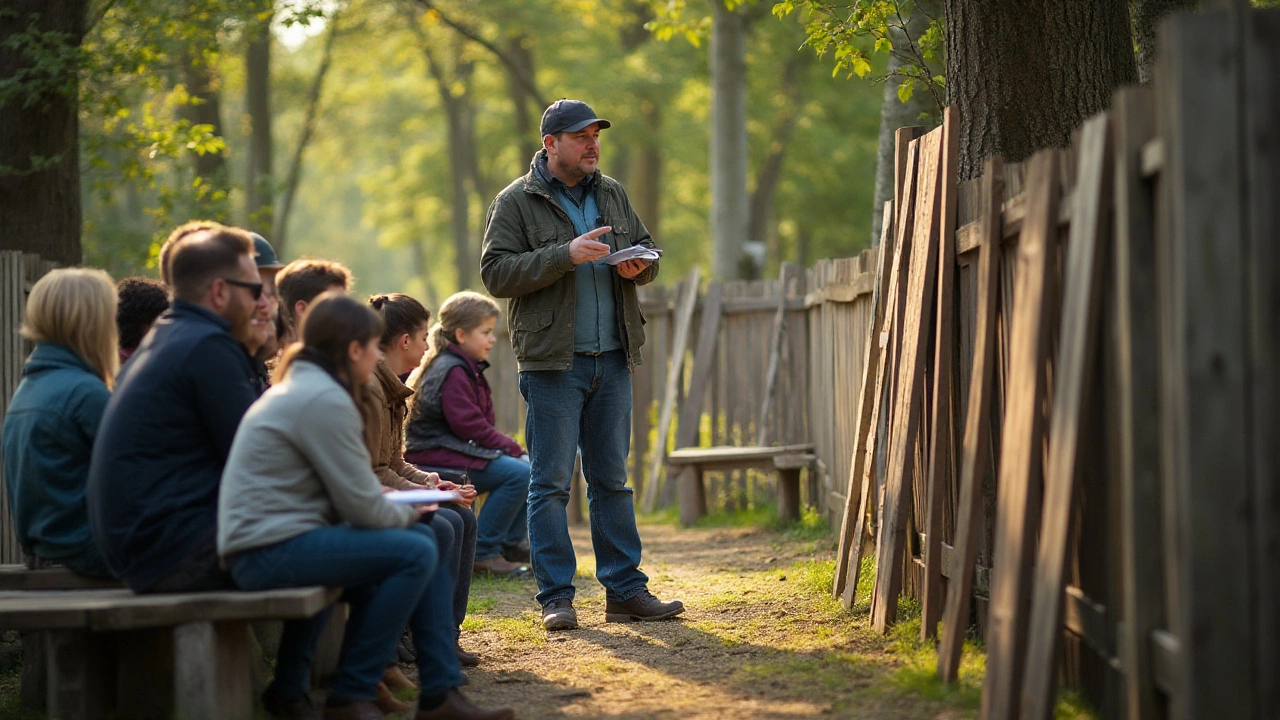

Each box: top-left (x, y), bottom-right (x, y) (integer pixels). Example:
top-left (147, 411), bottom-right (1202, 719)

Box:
top-left (375, 681), bottom-right (411, 715)
top-left (471, 556), bottom-right (529, 578)
top-left (455, 643), bottom-right (480, 667)
top-left (414, 689), bottom-right (515, 720)
top-left (384, 664), bottom-right (418, 693)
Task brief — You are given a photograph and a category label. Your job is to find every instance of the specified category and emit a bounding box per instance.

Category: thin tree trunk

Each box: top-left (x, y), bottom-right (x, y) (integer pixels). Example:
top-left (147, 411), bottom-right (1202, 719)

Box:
top-left (0, 1), bottom-right (87, 264)
top-left (245, 9), bottom-right (274, 229)
top-left (273, 9), bottom-right (340, 258)
top-left (946, 0), bottom-right (1137, 179)
top-left (1131, 0), bottom-right (1199, 83)
top-left (504, 35), bottom-right (541, 162)
top-left (632, 100), bottom-right (663, 239)
top-left (182, 49), bottom-right (228, 194)
top-left (870, 2), bottom-right (939, 246)
top-left (710, 0), bottom-right (750, 280)
top-left (747, 53), bottom-right (806, 266)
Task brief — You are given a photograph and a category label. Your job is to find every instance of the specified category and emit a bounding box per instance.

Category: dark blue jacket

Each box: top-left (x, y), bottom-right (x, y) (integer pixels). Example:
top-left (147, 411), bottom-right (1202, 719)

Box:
top-left (1, 343), bottom-right (110, 564)
top-left (87, 301), bottom-right (257, 591)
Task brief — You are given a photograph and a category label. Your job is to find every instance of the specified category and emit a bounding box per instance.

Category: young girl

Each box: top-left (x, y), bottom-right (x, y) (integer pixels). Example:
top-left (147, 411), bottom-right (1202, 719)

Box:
top-left (218, 293), bottom-right (512, 720)
top-left (405, 291), bottom-right (531, 577)
top-left (2, 268), bottom-right (119, 579)
top-left (366, 293), bottom-right (481, 670)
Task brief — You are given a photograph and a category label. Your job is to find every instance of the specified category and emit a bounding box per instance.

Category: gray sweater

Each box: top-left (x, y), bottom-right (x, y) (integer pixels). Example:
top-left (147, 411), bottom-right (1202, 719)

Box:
top-left (218, 361), bottom-right (416, 558)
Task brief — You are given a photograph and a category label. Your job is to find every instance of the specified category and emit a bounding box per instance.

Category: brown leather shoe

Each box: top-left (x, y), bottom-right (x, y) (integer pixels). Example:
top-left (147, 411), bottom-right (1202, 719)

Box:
top-left (472, 556), bottom-right (529, 578)
top-left (384, 664), bottom-right (418, 693)
top-left (414, 689), bottom-right (514, 720)
top-left (605, 589), bottom-right (685, 622)
top-left (455, 642), bottom-right (480, 667)
top-left (375, 681), bottom-right (411, 714)
top-left (322, 700), bottom-right (385, 720)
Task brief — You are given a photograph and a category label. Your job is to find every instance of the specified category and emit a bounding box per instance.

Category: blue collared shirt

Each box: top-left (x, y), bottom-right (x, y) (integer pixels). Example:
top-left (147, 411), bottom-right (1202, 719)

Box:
top-left (538, 158), bottom-right (621, 355)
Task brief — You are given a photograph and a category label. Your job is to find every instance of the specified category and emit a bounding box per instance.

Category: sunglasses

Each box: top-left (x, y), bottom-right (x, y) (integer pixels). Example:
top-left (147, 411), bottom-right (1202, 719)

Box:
top-left (221, 277), bottom-right (264, 300)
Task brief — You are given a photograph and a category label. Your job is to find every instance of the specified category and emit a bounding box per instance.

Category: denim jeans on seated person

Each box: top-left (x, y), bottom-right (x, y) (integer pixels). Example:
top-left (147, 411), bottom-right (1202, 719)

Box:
top-left (463, 454), bottom-right (530, 561)
top-left (427, 504), bottom-right (475, 632)
top-left (519, 350), bottom-right (648, 607)
top-left (229, 522), bottom-right (462, 702)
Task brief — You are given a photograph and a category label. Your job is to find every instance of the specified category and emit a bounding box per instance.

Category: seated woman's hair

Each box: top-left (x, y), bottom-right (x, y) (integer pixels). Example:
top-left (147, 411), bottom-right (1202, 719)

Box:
top-left (409, 291), bottom-right (500, 389)
top-left (274, 291), bottom-right (384, 389)
top-left (368, 293), bottom-right (430, 348)
top-left (23, 268), bottom-right (120, 387)
top-left (116, 276), bottom-right (169, 351)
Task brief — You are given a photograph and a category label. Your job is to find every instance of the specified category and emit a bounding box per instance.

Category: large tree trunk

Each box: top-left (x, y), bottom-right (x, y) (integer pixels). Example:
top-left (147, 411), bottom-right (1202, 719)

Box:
top-left (0, 1), bottom-right (87, 264)
top-left (945, 0), bottom-right (1137, 180)
top-left (245, 10), bottom-right (274, 229)
top-left (1132, 0), bottom-right (1199, 83)
top-left (869, 2), bottom-right (940, 246)
top-left (710, 0), bottom-right (750, 280)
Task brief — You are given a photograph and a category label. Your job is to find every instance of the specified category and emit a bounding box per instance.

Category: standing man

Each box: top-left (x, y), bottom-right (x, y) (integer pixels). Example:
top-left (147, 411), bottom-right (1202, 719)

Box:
top-left (481, 99), bottom-right (684, 631)
top-left (88, 223), bottom-right (262, 592)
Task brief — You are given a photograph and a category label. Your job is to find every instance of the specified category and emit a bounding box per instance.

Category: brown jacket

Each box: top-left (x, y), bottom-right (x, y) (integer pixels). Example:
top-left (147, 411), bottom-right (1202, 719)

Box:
top-left (359, 359), bottom-right (435, 490)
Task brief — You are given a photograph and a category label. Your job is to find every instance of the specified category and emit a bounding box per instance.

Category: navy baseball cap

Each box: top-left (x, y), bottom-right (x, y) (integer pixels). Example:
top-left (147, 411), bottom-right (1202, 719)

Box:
top-left (540, 99), bottom-right (611, 137)
top-left (250, 232), bottom-right (284, 270)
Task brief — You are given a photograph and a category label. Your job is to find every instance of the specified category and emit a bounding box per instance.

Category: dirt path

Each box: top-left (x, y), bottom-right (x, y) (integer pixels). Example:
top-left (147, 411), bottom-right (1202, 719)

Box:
top-left (435, 520), bottom-right (984, 720)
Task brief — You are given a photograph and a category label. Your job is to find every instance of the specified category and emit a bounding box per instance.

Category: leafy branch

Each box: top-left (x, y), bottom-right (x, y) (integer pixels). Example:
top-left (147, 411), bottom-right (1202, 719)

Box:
top-left (772, 0), bottom-right (944, 112)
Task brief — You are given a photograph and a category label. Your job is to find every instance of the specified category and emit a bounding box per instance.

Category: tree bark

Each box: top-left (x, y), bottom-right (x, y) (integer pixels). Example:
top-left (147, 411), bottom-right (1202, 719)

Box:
top-left (1131, 0), bottom-right (1199, 83)
top-left (245, 10), bottom-right (274, 230)
top-left (747, 52), bottom-right (806, 269)
top-left (945, 0), bottom-right (1137, 180)
top-left (504, 35), bottom-right (541, 163)
top-left (273, 9), bottom-right (340, 258)
top-left (182, 49), bottom-right (228, 190)
top-left (632, 100), bottom-right (663, 240)
top-left (710, 0), bottom-right (750, 280)
top-left (0, 1), bottom-right (87, 264)
top-left (870, 2), bottom-right (940, 246)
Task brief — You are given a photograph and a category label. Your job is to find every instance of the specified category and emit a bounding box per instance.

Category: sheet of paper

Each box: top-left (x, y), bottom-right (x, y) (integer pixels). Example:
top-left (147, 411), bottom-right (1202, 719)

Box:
top-left (604, 245), bottom-right (663, 266)
top-left (383, 489), bottom-right (463, 505)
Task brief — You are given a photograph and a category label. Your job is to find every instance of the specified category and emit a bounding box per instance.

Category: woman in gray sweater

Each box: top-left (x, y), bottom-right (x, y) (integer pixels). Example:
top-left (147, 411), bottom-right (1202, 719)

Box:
top-left (218, 293), bottom-right (512, 720)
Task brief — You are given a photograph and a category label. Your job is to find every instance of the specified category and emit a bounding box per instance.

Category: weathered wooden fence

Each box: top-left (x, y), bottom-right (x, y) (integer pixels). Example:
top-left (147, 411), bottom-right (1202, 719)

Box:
top-left (829, 8), bottom-right (1280, 719)
top-left (0, 252), bottom-right (60, 566)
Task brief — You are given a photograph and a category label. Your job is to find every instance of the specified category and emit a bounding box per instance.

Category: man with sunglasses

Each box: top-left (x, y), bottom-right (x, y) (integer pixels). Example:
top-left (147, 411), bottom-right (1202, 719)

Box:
top-left (88, 223), bottom-right (262, 593)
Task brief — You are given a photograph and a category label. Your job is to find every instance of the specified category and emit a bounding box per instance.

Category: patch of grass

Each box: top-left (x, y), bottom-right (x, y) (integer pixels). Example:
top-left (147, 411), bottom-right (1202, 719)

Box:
top-left (472, 613), bottom-right (547, 646)
top-left (736, 650), bottom-right (879, 692)
top-left (1054, 688), bottom-right (1102, 719)
top-left (466, 596), bottom-right (497, 615)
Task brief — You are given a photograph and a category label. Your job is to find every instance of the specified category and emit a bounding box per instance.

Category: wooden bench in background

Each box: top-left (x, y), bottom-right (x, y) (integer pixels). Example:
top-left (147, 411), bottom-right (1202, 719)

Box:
top-left (0, 582), bottom-right (339, 720)
top-left (666, 442), bottom-right (816, 526)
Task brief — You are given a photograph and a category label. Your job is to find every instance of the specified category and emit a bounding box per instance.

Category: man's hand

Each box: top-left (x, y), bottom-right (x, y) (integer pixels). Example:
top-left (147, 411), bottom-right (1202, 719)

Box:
top-left (616, 258), bottom-right (651, 279)
top-left (569, 226), bottom-right (611, 265)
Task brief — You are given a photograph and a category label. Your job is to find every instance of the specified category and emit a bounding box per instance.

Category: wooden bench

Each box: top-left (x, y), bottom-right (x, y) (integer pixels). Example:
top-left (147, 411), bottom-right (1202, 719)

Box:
top-left (0, 585), bottom-right (340, 720)
top-left (0, 564), bottom-right (124, 590)
top-left (666, 443), bottom-right (816, 526)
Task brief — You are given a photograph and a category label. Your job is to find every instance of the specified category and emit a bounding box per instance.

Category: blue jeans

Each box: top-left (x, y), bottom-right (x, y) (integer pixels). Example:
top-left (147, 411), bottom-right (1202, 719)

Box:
top-left (429, 504), bottom-right (476, 631)
top-left (468, 455), bottom-right (531, 560)
top-left (519, 350), bottom-right (648, 606)
top-left (229, 523), bottom-right (462, 701)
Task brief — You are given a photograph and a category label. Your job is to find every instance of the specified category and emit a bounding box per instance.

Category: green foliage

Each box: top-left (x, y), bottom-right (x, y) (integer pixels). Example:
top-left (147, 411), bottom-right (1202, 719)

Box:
top-left (772, 1), bottom-right (944, 111)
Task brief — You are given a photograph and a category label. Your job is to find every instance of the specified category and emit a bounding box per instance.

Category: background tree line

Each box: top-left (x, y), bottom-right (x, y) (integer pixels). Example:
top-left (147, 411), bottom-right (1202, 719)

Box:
top-left (2, 0), bottom-right (1263, 299)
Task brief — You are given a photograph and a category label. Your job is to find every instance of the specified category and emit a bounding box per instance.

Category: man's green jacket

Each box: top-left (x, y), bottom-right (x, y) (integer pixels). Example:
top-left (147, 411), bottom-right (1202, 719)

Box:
top-left (481, 152), bottom-right (660, 372)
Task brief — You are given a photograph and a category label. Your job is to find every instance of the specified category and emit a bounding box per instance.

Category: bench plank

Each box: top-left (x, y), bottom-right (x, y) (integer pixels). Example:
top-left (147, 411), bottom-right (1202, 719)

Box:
top-left (666, 443), bottom-right (815, 466)
top-left (0, 586), bottom-right (340, 631)
top-left (0, 565), bottom-right (123, 591)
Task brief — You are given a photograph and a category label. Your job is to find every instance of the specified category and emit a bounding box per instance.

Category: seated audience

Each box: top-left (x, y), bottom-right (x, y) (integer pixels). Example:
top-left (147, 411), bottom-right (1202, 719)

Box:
top-left (366, 293), bottom-right (489, 671)
top-left (115, 276), bottom-right (169, 364)
top-left (87, 223), bottom-right (261, 592)
top-left (2, 269), bottom-right (120, 578)
top-left (218, 293), bottom-right (513, 720)
top-left (405, 292), bottom-right (532, 577)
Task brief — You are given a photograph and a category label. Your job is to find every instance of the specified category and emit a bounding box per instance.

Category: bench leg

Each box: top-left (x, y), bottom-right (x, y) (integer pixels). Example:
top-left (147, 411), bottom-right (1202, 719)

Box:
top-left (116, 628), bottom-right (176, 719)
top-left (174, 621), bottom-right (254, 720)
top-left (46, 629), bottom-right (113, 720)
top-left (678, 465), bottom-right (707, 527)
top-left (777, 468), bottom-right (802, 523)
top-left (21, 631), bottom-right (47, 710)
top-left (312, 603), bottom-right (348, 688)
